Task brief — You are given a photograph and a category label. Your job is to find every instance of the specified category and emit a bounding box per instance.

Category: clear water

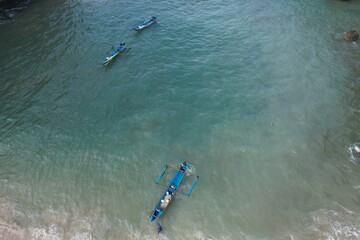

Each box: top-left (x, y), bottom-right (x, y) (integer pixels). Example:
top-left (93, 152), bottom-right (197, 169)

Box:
top-left (1, 0), bottom-right (360, 239)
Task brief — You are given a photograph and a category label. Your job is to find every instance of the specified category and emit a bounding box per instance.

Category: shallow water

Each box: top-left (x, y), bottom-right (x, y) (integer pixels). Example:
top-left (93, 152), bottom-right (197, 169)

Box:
top-left (1, 0), bottom-right (360, 239)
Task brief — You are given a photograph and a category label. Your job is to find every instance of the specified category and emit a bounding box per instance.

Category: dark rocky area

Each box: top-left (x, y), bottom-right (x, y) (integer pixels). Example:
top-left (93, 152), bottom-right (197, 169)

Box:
top-left (0, 0), bottom-right (31, 20)
top-left (343, 31), bottom-right (359, 42)
top-left (0, 0), bottom-right (30, 8)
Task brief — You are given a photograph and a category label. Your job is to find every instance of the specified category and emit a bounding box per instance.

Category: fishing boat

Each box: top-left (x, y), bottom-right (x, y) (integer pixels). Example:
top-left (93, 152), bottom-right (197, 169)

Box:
top-left (102, 42), bottom-right (126, 65)
top-left (133, 16), bottom-right (157, 31)
top-left (150, 161), bottom-right (199, 222)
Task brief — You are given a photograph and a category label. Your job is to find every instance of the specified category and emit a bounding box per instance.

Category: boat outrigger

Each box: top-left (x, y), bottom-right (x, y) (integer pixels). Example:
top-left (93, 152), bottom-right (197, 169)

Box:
top-left (133, 16), bottom-right (157, 31)
top-left (150, 161), bottom-right (199, 222)
top-left (102, 42), bottom-right (127, 65)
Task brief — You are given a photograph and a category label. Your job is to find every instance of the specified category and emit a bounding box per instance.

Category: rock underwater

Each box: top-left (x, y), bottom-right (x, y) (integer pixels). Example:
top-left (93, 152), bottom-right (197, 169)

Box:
top-left (0, 0), bottom-right (31, 21)
top-left (343, 31), bottom-right (359, 42)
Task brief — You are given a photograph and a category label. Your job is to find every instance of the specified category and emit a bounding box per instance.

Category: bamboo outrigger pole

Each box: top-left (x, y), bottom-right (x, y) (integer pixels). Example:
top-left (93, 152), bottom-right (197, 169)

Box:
top-left (186, 176), bottom-right (199, 196)
top-left (155, 165), bottom-right (168, 184)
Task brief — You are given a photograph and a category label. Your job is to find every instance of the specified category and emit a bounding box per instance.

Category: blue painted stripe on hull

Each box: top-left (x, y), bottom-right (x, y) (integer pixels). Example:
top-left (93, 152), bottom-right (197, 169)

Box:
top-left (133, 16), bottom-right (156, 31)
top-left (102, 43), bottom-right (126, 65)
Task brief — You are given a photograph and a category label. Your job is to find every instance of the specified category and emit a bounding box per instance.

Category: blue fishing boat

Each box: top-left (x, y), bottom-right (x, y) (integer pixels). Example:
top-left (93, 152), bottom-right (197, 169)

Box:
top-left (150, 161), bottom-right (199, 222)
top-left (133, 16), bottom-right (157, 31)
top-left (102, 42), bottom-right (126, 65)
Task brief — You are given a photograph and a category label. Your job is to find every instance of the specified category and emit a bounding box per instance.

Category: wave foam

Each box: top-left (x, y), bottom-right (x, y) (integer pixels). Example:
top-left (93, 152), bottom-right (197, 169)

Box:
top-left (348, 142), bottom-right (360, 162)
top-left (287, 203), bottom-right (360, 240)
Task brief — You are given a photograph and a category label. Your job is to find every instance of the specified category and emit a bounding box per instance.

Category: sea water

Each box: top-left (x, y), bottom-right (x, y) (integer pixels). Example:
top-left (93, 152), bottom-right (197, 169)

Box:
top-left (0, 0), bottom-right (360, 239)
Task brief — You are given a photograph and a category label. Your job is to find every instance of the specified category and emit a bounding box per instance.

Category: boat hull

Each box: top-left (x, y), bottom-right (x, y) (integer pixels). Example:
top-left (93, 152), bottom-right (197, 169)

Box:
top-left (102, 43), bottom-right (126, 65)
top-left (150, 162), bottom-right (187, 222)
top-left (133, 17), bottom-right (156, 31)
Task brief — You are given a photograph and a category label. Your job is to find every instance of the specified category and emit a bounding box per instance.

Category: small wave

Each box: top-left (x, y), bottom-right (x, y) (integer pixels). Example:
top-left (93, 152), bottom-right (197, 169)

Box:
top-left (0, 198), bottom-right (235, 240)
top-left (286, 203), bottom-right (360, 240)
top-left (186, 164), bottom-right (197, 176)
top-left (348, 142), bottom-right (360, 162)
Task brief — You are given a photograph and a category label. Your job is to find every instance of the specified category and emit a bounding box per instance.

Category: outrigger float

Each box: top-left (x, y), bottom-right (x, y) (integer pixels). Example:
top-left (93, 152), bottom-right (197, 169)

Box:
top-left (150, 161), bottom-right (199, 222)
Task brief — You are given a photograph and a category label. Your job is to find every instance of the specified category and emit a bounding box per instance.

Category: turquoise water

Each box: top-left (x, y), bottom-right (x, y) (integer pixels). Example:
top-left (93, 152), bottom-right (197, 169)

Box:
top-left (1, 0), bottom-right (360, 239)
